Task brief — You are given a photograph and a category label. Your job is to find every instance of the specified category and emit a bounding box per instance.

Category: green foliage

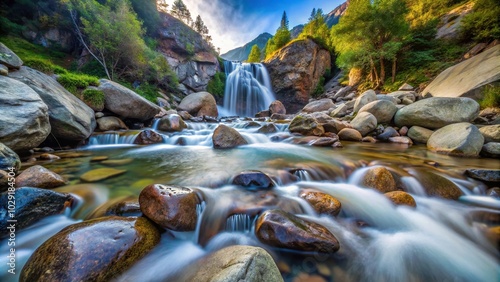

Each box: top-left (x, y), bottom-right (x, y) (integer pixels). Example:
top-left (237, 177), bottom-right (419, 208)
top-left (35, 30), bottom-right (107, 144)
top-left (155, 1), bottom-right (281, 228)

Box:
top-left (82, 88), bottom-right (104, 108)
top-left (264, 11), bottom-right (291, 59)
top-left (129, 0), bottom-right (160, 35)
top-left (185, 42), bottom-right (195, 56)
top-left (460, 0), bottom-right (500, 42)
top-left (247, 45), bottom-right (261, 62)
top-left (119, 81), bottom-right (161, 103)
top-left (57, 73), bottom-right (99, 93)
top-left (171, 0), bottom-right (193, 26)
top-left (78, 59), bottom-right (108, 78)
top-left (207, 72), bottom-right (226, 98)
top-left (0, 16), bottom-right (25, 35)
top-left (312, 76), bottom-right (325, 98)
top-left (478, 84), bottom-right (500, 109)
top-left (405, 0), bottom-right (467, 28)
top-left (0, 35), bottom-right (67, 66)
top-left (299, 8), bottom-right (330, 50)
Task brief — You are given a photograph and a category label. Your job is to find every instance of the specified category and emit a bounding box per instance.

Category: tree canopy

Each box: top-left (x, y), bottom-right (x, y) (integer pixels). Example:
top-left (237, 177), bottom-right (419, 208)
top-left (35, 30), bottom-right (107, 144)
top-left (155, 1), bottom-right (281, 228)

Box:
top-left (171, 0), bottom-right (192, 26)
top-left (264, 11), bottom-right (291, 59)
top-left (299, 8), bottom-right (330, 49)
top-left (247, 45), bottom-right (261, 62)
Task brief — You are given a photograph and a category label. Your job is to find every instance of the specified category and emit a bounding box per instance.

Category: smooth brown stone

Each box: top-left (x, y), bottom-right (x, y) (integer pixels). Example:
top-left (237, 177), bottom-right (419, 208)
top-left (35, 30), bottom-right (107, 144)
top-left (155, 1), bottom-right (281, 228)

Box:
top-left (361, 166), bottom-right (397, 193)
top-left (299, 188), bottom-right (341, 216)
top-left (15, 165), bottom-right (66, 188)
top-left (80, 168), bottom-right (126, 182)
top-left (384, 191), bottom-right (416, 207)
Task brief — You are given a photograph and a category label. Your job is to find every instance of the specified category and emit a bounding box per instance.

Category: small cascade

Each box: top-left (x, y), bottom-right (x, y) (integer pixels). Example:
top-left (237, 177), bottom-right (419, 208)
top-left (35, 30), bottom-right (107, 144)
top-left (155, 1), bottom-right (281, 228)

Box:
top-left (225, 214), bottom-right (254, 233)
top-left (222, 61), bottom-right (276, 117)
top-left (88, 132), bottom-right (139, 146)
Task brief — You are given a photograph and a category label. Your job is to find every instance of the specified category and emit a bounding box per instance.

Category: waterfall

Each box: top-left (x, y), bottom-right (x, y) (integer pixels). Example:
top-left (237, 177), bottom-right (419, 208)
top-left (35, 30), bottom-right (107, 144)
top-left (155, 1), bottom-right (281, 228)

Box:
top-left (222, 61), bottom-right (276, 117)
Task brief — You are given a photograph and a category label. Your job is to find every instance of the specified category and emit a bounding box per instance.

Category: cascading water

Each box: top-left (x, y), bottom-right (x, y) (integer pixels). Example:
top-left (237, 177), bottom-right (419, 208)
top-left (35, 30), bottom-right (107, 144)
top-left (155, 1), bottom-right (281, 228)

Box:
top-left (221, 61), bottom-right (276, 117)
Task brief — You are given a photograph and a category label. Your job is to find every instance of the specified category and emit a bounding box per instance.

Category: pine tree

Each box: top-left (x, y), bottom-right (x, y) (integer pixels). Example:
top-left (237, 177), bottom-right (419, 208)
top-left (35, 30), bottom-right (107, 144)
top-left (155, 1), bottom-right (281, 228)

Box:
top-left (247, 45), bottom-right (261, 62)
top-left (299, 8), bottom-right (329, 48)
top-left (280, 11), bottom-right (289, 29)
top-left (194, 15), bottom-right (204, 33)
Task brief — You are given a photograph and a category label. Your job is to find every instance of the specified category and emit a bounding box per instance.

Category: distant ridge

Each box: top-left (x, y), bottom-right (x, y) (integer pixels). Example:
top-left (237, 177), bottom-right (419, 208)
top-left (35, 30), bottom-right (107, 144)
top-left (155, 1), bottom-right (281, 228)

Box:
top-left (221, 32), bottom-right (272, 61)
top-left (325, 1), bottom-right (349, 27)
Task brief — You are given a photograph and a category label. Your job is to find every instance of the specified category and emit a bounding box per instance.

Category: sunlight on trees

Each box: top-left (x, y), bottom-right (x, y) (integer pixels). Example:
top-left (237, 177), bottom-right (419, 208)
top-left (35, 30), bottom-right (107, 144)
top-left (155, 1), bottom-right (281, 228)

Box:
top-left (265, 11), bottom-right (291, 59)
top-left (247, 45), bottom-right (261, 62)
top-left (299, 8), bottom-right (330, 49)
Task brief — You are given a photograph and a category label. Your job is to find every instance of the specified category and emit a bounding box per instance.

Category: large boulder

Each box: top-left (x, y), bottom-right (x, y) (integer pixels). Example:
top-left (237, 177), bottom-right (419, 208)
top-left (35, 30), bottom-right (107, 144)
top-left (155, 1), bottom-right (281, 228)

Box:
top-left (358, 100), bottom-right (398, 124)
top-left (394, 97), bottom-right (480, 129)
top-left (302, 99), bottom-right (335, 113)
top-left (353, 90), bottom-right (377, 113)
top-left (350, 112), bottom-right (377, 136)
top-left (212, 124), bottom-right (248, 149)
top-left (177, 92), bottom-right (218, 117)
top-left (264, 39), bottom-right (331, 113)
top-left (9, 67), bottom-right (95, 141)
top-left (427, 123), bottom-right (484, 157)
top-left (98, 79), bottom-right (161, 121)
top-left (15, 165), bottom-right (66, 188)
top-left (361, 166), bottom-right (397, 193)
top-left (269, 100), bottom-right (286, 115)
top-left (289, 114), bottom-right (325, 136)
top-left (407, 126), bottom-right (434, 144)
top-left (157, 114), bottom-right (187, 132)
top-left (422, 45), bottom-right (500, 99)
top-left (0, 143), bottom-right (20, 171)
top-left (184, 246), bottom-right (283, 282)
top-left (407, 168), bottom-right (463, 200)
top-left (0, 42), bottom-right (23, 69)
top-left (0, 76), bottom-right (50, 151)
top-left (479, 125), bottom-right (500, 143)
top-left (96, 116), bottom-right (128, 131)
top-left (20, 216), bottom-right (160, 282)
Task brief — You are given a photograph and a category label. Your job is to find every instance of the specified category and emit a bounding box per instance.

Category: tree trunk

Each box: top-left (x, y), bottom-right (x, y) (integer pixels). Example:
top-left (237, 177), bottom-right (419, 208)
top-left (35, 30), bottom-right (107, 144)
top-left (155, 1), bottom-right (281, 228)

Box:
top-left (379, 57), bottom-right (385, 86)
top-left (392, 57), bottom-right (397, 83)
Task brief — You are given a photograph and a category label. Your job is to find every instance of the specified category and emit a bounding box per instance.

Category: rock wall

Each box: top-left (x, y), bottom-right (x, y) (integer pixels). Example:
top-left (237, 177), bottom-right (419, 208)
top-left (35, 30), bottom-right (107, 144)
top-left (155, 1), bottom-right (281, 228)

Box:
top-left (264, 39), bottom-right (331, 113)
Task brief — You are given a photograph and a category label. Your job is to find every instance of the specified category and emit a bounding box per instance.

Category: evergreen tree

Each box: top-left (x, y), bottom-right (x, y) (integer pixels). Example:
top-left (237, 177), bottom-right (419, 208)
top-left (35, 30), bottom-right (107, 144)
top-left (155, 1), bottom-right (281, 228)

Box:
top-left (265, 10), bottom-right (291, 59)
top-left (157, 0), bottom-right (169, 13)
top-left (280, 11), bottom-right (289, 29)
top-left (299, 8), bottom-right (329, 48)
top-left (171, 0), bottom-right (192, 25)
top-left (247, 44), bottom-right (261, 62)
top-left (194, 15), bottom-right (204, 33)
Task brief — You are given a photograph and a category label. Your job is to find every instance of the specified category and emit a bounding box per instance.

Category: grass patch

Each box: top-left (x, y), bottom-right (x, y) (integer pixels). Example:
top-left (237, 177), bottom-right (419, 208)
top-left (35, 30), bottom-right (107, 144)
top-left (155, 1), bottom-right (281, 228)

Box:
top-left (207, 72), bottom-right (226, 98)
top-left (23, 58), bottom-right (68, 74)
top-left (0, 35), bottom-right (69, 67)
top-left (479, 84), bottom-right (500, 109)
top-left (57, 73), bottom-right (100, 94)
top-left (119, 81), bottom-right (160, 103)
top-left (82, 89), bottom-right (105, 109)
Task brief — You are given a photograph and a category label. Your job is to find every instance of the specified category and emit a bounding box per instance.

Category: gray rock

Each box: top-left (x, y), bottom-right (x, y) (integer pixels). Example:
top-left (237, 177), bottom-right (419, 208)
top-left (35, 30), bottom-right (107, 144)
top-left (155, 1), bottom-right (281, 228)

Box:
top-left (376, 94), bottom-right (399, 104)
top-left (353, 89), bottom-right (377, 113)
top-left (97, 116), bottom-right (128, 131)
top-left (358, 100), bottom-right (398, 124)
top-left (398, 83), bottom-right (414, 91)
top-left (479, 125), bottom-right (500, 143)
top-left (0, 143), bottom-right (20, 171)
top-left (0, 42), bottom-right (23, 69)
top-left (330, 103), bottom-right (349, 118)
top-left (408, 126), bottom-right (434, 144)
top-left (157, 97), bottom-right (171, 108)
top-left (10, 67), bottom-right (95, 141)
top-left (178, 91), bottom-right (218, 117)
top-left (98, 79), bottom-right (161, 120)
top-left (212, 124), bottom-right (248, 149)
top-left (377, 127), bottom-right (399, 141)
top-left (157, 114), bottom-right (187, 132)
top-left (0, 64), bottom-right (7, 76)
top-left (394, 97), bottom-right (480, 129)
top-left (0, 76), bottom-right (50, 151)
top-left (387, 91), bottom-right (416, 103)
top-left (351, 112), bottom-right (377, 136)
top-left (466, 169), bottom-right (500, 182)
top-left (302, 99), bottom-right (334, 113)
top-left (481, 142), bottom-right (500, 158)
top-left (427, 123), bottom-right (484, 157)
top-left (289, 114), bottom-right (325, 136)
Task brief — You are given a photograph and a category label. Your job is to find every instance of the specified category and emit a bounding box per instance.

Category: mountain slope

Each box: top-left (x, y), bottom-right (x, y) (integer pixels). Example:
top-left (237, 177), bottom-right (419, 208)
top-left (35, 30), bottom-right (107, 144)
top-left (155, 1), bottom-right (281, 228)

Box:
top-left (325, 1), bottom-right (349, 27)
top-left (221, 32), bottom-right (272, 61)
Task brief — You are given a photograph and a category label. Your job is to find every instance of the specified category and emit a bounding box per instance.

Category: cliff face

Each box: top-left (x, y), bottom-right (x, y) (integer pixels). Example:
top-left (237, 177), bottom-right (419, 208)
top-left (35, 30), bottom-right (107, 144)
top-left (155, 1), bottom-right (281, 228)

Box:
top-left (264, 39), bottom-right (331, 113)
top-left (325, 1), bottom-right (349, 27)
top-left (157, 13), bottom-right (219, 94)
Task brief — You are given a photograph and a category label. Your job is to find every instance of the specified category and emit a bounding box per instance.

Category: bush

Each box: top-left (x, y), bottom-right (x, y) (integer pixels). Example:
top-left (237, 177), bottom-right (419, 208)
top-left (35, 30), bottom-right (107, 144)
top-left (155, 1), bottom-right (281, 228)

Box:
top-left (207, 72), bottom-right (226, 97)
top-left (479, 84), bottom-right (500, 109)
top-left (312, 76), bottom-right (325, 98)
top-left (57, 73), bottom-right (99, 93)
top-left (82, 89), bottom-right (105, 109)
top-left (460, 0), bottom-right (500, 42)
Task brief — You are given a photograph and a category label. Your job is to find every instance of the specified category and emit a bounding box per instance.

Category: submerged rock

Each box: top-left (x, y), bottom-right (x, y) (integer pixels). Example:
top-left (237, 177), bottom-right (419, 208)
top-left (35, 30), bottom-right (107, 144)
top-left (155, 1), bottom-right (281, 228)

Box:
top-left (232, 170), bottom-right (275, 189)
top-left (407, 168), bottom-right (463, 200)
top-left (212, 124), bottom-right (248, 149)
top-left (20, 216), bottom-right (160, 282)
top-left (178, 91), bottom-right (218, 117)
top-left (427, 123), bottom-right (484, 157)
top-left (139, 184), bottom-right (201, 231)
top-left (255, 209), bottom-right (340, 253)
top-left (80, 168), bottom-right (126, 182)
top-left (384, 191), bottom-right (416, 207)
top-left (134, 129), bottom-right (163, 145)
top-left (361, 166), bottom-right (397, 193)
top-left (15, 165), bottom-right (66, 188)
top-left (289, 114), bottom-right (325, 136)
top-left (299, 188), bottom-right (342, 216)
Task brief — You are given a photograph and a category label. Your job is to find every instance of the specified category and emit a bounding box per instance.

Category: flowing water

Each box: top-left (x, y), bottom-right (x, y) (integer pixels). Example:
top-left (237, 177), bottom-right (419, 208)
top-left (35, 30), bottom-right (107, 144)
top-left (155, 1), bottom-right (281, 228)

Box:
top-left (2, 118), bottom-right (499, 282)
top-left (221, 61), bottom-right (276, 117)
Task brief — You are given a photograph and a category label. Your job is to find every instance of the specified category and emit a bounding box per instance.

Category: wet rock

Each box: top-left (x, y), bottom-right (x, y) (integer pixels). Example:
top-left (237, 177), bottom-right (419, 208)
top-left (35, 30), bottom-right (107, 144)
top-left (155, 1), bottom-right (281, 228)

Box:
top-left (427, 123), bottom-right (484, 157)
top-left (269, 100), bottom-right (286, 115)
top-left (39, 153), bottom-right (60, 160)
top-left (245, 121), bottom-right (261, 128)
top-left (299, 188), bottom-right (341, 216)
top-left (479, 125), bottom-right (500, 143)
top-left (394, 97), bottom-right (480, 129)
top-left (15, 165), bottom-right (66, 188)
top-left (257, 123), bottom-right (278, 134)
top-left (465, 169), bottom-right (500, 183)
top-left (0, 143), bottom-right (20, 171)
top-left (362, 136), bottom-right (377, 143)
top-left (255, 110), bottom-right (270, 117)
top-left (485, 226), bottom-right (500, 246)
top-left (212, 124), bottom-right (248, 149)
top-left (487, 188), bottom-right (500, 198)
top-left (177, 110), bottom-right (192, 120)
top-left (389, 136), bottom-right (413, 145)
top-left (358, 100), bottom-right (398, 124)
top-left (98, 79), bottom-right (161, 120)
top-left (377, 127), bottom-right (399, 141)
top-left (384, 191), bottom-right (416, 207)
top-left (139, 184), bottom-right (201, 231)
top-left (361, 166), bottom-right (397, 193)
top-left (90, 156), bottom-right (109, 162)
top-left (353, 89), bottom-right (377, 113)
top-left (184, 245), bottom-right (283, 282)
top-left (20, 216), bottom-right (160, 282)
top-left (0, 170), bottom-right (9, 192)
top-left (0, 42), bottom-right (23, 68)
top-left (289, 114), bottom-right (325, 136)
top-left (101, 158), bottom-right (134, 166)
top-left (407, 126), bottom-right (434, 144)
top-left (96, 116), bottom-right (128, 131)
top-left (178, 91), bottom-right (218, 117)
top-left (302, 99), bottom-right (335, 113)
top-left (0, 187), bottom-right (74, 237)
top-left (86, 196), bottom-right (141, 219)
top-left (481, 142), bottom-right (500, 158)
top-left (255, 209), bottom-right (340, 253)
top-left (80, 168), bottom-right (126, 182)
top-left (134, 130), bottom-right (163, 145)
top-left (408, 168), bottom-right (463, 200)
top-left (310, 137), bottom-right (338, 147)
top-left (350, 112), bottom-right (377, 136)
top-left (157, 114), bottom-right (187, 132)
top-left (338, 128), bottom-right (362, 141)
top-left (232, 170), bottom-right (275, 189)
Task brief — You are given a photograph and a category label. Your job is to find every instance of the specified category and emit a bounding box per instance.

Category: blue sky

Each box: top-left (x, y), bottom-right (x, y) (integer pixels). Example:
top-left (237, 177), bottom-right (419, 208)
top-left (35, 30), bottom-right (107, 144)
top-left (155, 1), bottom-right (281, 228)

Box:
top-left (164, 0), bottom-right (345, 53)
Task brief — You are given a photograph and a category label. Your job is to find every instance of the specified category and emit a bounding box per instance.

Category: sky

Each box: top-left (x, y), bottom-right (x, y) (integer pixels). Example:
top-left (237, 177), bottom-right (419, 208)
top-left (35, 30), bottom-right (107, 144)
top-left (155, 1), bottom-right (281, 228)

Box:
top-left (164, 0), bottom-right (345, 53)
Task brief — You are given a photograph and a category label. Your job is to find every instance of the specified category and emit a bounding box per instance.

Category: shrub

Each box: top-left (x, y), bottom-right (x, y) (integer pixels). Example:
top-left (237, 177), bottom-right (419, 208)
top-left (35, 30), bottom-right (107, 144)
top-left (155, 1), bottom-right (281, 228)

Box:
top-left (312, 76), bottom-right (325, 98)
top-left (23, 58), bottom-right (55, 73)
top-left (82, 89), bottom-right (105, 109)
top-left (479, 84), bottom-right (500, 109)
top-left (460, 0), bottom-right (500, 42)
top-left (207, 72), bottom-right (226, 97)
top-left (57, 73), bottom-right (99, 93)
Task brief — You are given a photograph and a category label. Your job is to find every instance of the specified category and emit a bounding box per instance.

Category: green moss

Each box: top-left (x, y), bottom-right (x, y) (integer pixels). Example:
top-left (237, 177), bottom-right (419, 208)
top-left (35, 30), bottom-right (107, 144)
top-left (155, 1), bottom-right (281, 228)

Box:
top-left (0, 35), bottom-right (67, 66)
top-left (479, 84), bottom-right (500, 109)
top-left (207, 72), bottom-right (226, 98)
top-left (82, 89), bottom-right (105, 109)
top-left (57, 73), bottom-right (100, 94)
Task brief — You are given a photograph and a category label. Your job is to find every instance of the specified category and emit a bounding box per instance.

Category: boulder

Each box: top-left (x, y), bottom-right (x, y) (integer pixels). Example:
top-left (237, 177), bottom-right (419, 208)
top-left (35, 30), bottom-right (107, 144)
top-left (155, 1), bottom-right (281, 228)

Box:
top-left (255, 209), bottom-right (340, 253)
top-left (407, 168), bottom-right (463, 200)
top-left (257, 123), bottom-right (278, 134)
top-left (134, 130), bottom-right (164, 145)
top-left (358, 100), bottom-right (398, 124)
top-left (302, 99), bottom-right (335, 113)
top-left (330, 103), bottom-right (349, 118)
top-left (289, 115), bottom-right (325, 136)
top-left (20, 216), bottom-right (160, 282)
top-left (481, 142), bottom-right (500, 158)
top-left (361, 166), bottom-right (397, 193)
top-left (394, 97), bottom-right (480, 129)
top-left (15, 165), bottom-right (66, 188)
top-left (0, 143), bottom-right (20, 171)
top-left (0, 187), bottom-right (74, 237)
top-left (0, 76), bottom-right (50, 151)
top-left (398, 83), bottom-right (414, 91)
top-left (350, 112), bottom-right (377, 136)
top-left (9, 67), bottom-right (95, 141)
top-left (427, 123), bottom-right (484, 157)
top-left (0, 42), bottom-right (23, 69)
top-left (465, 169), bottom-right (500, 183)
top-left (157, 114), bottom-right (187, 132)
top-left (0, 64), bottom-right (8, 75)
top-left (139, 184), bottom-right (200, 231)
top-left (338, 128), bottom-right (362, 141)
top-left (387, 91), bottom-right (416, 103)
top-left (377, 127), bottom-right (399, 141)
top-left (479, 125), bottom-right (500, 143)
top-left (80, 168), bottom-right (126, 182)
top-left (184, 246), bottom-right (283, 282)
top-left (178, 92), bottom-right (218, 117)
top-left (269, 100), bottom-right (286, 115)
top-left (384, 191), bottom-right (416, 207)
top-left (98, 79), bottom-right (161, 120)
top-left (264, 39), bottom-right (331, 113)
top-left (353, 90), bottom-right (377, 113)
top-left (232, 171), bottom-right (275, 189)
top-left (212, 124), bottom-right (248, 149)
top-left (299, 189), bottom-right (341, 216)
top-left (389, 136), bottom-right (413, 145)
top-left (377, 94), bottom-right (399, 104)
top-left (96, 116), bottom-right (128, 131)
top-left (422, 45), bottom-right (500, 99)
top-left (407, 126), bottom-right (434, 144)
